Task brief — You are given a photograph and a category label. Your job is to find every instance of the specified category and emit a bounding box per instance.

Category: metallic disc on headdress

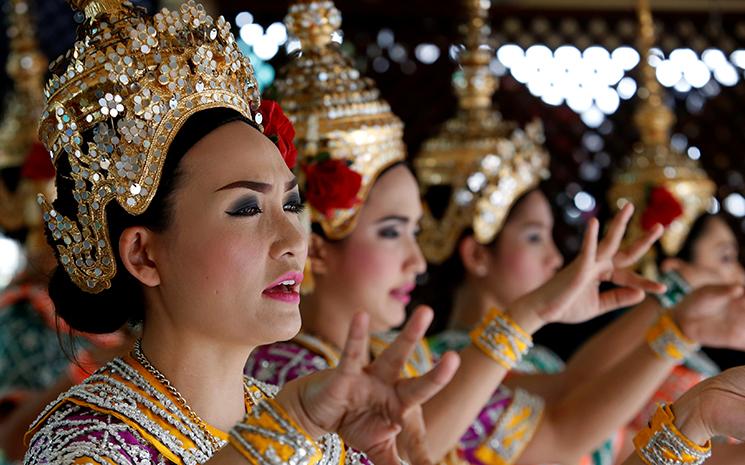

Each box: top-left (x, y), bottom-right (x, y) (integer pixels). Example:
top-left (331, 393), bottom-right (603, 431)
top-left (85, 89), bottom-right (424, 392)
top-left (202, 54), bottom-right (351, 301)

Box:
top-left (608, 0), bottom-right (715, 259)
top-left (39, 0), bottom-right (261, 292)
top-left (276, 0), bottom-right (406, 240)
top-left (415, 0), bottom-right (549, 264)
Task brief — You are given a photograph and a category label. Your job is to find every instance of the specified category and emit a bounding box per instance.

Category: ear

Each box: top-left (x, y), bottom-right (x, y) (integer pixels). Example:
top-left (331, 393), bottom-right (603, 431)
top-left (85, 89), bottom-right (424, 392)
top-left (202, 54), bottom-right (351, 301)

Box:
top-left (308, 232), bottom-right (330, 276)
top-left (459, 235), bottom-right (490, 278)
top-left (119, 226), bottom-right (161, 287)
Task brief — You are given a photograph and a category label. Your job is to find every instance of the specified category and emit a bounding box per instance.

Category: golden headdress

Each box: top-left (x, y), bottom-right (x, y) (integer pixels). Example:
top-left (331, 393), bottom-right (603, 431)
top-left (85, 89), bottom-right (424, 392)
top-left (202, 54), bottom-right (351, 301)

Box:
top-left (38, 0), bottom-right (261, 293)
top-left (275, 0), bottom-right (406, 240)
top-left (608, 0), bottom-right (715, 258)
top-left (0, 0), bottom-right (51, 234)
top-left (415, 0), bottom-right (549, 264)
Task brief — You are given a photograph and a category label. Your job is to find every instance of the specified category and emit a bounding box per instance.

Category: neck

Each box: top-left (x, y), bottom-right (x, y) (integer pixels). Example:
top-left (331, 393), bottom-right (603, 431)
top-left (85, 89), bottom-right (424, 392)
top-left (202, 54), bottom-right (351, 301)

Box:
top-left (140, 312), bottom-right (253, 433)
top-left (448, 275), bottom-right (502, 331)
top-left (300, 280), bottom-right (359, 356)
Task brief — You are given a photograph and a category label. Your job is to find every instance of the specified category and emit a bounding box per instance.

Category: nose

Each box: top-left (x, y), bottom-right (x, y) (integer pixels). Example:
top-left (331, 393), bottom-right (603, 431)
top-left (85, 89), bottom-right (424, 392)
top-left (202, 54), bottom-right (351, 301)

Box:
top-left (547, 239), bottom-right (564, 272)
top-left (406, 236), bottom-right (428, 276)
top-left (269, 209), bottom-right (307, 262)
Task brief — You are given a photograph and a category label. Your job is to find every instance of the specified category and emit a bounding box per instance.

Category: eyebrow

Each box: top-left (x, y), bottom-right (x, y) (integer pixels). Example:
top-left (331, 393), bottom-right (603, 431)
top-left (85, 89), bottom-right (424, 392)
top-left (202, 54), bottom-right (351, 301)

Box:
top-left (520, 221), bottom-right (552, 229)
top-left (375, 215), bottom-right (410, 224)
top-left (216, 178), bottom-right (297, 193)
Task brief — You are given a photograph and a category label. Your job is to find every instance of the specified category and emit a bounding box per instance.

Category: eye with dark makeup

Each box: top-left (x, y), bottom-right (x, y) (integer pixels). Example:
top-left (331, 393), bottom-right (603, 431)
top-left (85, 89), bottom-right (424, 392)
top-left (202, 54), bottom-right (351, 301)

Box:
top-left (283, 192), bottom-right (305, 214)
top-left (226, 196), bottom-right (262, 217)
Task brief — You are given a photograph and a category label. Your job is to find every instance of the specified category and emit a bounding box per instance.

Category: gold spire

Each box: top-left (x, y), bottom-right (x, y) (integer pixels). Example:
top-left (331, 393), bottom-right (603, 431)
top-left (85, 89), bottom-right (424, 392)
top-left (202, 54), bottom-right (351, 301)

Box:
top-left (0, 0), bottom-right (48, 169)
top-left (67, 0), bottom-right (128, 20)
top-left (276, 0), bottom-right (406, 240)
top-left (415, 0), bottom-right (548, 264)
top-left (608, 0), bottom-right (715, 259)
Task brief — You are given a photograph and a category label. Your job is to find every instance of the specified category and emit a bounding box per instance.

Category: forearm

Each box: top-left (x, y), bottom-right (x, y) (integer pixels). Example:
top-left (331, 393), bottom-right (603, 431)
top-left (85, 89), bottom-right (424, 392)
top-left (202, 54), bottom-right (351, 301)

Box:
top-left (422, 305), bottom-right (544, 461)
top-left (519, 343), bottom-right (675, 464)
top-left (562, 298), bottom-right (661, 387)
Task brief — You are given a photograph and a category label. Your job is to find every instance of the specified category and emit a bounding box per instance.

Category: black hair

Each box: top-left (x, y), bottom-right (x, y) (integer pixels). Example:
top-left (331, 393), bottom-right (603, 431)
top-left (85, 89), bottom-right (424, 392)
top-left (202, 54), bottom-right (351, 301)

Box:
top-left (47, 108), bottom-right (252, 334)
top-left (412, 184), bottom-right (543, 334)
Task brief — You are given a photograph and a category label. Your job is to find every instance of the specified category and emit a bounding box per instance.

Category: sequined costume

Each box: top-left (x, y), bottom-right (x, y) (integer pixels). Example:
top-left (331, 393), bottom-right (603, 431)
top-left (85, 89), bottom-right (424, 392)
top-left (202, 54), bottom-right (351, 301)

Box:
top-left (24, 355), bottom-right (344, 465)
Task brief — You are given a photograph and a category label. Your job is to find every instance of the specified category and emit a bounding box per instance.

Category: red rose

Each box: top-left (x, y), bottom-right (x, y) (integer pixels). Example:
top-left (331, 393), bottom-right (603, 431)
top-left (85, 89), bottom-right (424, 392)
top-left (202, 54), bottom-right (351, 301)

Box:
top-left (259, 99), bottom-right (297, 169)
top-left (21, 142), bottom-right (55, 181)
top-left (303, 158), bottom-right (363, 218)
top-left (641, 186), bottom-right (684, 231)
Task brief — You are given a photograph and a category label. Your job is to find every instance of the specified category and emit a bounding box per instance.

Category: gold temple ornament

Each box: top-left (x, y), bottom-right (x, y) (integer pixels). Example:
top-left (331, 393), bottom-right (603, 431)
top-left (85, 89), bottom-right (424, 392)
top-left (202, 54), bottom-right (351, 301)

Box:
top-left (415, 0), bottom-right (550, 264)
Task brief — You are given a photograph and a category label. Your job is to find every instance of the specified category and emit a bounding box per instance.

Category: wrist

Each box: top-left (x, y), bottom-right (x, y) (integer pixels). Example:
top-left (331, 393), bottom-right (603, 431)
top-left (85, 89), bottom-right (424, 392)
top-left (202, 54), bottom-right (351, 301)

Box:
top-left (275, 377), bottom-right (328, 440)
top-left (505, 300), bottom-right (544, 335)
top-left (670, 400), bottom-right (710, 446)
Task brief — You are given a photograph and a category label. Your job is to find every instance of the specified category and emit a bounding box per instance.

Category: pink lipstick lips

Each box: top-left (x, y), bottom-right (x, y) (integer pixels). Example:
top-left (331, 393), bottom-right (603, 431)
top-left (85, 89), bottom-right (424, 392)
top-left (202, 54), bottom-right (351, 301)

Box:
top-left (263, 271), bottom-right (303, 304)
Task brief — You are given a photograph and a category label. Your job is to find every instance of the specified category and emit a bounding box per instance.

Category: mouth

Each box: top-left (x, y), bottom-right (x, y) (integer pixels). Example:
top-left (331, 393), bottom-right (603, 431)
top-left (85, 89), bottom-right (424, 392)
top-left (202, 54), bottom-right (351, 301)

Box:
top-left (263, 271), bottom-right (303, 304)
top-left (389, 283), bottom-right (416, 304)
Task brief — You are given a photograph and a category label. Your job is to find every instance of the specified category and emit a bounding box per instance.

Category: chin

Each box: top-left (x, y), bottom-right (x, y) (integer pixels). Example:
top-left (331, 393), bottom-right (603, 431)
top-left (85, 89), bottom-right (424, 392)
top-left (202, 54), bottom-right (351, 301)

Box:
top-left (261, 302), bottom-right (303, 343)
top-left (381, 300), bottom-right (407, 331)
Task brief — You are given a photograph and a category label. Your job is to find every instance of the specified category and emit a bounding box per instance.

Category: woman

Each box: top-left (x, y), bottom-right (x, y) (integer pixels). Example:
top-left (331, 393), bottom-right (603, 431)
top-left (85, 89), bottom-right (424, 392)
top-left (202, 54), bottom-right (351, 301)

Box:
top-left (245, 2), bottom-right (692, 465)
top-left (24, 1), bottom-right (459, 463)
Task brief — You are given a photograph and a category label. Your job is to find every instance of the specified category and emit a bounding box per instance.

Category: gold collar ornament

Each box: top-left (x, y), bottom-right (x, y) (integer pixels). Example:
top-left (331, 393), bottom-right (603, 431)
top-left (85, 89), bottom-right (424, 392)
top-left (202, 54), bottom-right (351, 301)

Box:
top-left (415, 0), bottom-right (550, 264)
top-left (275, 0), bottom-right (406, 240)
top-left (38, 0), bottom-right (261, 293)
top-left (608, 0), bottom-right (715, 259)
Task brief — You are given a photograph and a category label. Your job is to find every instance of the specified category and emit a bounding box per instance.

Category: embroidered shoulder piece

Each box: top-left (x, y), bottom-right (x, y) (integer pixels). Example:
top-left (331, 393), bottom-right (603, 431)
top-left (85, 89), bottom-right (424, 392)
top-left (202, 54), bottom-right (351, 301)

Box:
top-left (26, 357), bottom-right (221, 465)
top-left (245, 336), bottom-right (336, 388)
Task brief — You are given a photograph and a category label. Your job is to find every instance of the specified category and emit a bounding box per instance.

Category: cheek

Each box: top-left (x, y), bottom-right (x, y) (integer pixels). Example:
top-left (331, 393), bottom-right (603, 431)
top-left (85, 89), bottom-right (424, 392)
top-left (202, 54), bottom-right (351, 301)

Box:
top-left (338, 239), bottom-right (396, 291)
top-left (491, 244), bottom-right (550, 297)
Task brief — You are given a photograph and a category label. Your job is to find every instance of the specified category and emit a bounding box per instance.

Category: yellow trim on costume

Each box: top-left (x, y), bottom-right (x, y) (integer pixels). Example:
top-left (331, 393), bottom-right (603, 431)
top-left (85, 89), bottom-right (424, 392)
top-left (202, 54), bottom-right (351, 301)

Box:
top-left (472, 388), bottom-right (545, 465)
top-left (646, 313), bottom-right (698, 362)
top-left (634, 404), bottom-right (711, 465)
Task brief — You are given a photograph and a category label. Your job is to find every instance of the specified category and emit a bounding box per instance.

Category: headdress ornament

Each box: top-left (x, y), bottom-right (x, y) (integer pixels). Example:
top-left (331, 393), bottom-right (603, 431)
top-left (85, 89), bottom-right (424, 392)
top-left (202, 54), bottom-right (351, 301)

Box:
top-left (0, 0), bottom-right (54, 234)
top-left (415, 0), bottom-right (549, 264)
top-left (275, 0), bottom-right (406, 240)
top-left (38, 0), bottom-right (262, 292)
top-left (608, 0), bottom-right (715, 258)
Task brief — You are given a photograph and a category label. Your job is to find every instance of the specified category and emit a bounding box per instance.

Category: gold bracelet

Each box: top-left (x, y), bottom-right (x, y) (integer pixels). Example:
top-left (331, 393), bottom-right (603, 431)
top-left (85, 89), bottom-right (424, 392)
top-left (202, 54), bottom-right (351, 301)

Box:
top-left (229, 396), bottom-right (322, 465)
top-left (470, 308), bottom-right (533, 369)
top-left (633, 403), bottom-right (711, 465)
top-left (646, 312), bottom-right (699, 362)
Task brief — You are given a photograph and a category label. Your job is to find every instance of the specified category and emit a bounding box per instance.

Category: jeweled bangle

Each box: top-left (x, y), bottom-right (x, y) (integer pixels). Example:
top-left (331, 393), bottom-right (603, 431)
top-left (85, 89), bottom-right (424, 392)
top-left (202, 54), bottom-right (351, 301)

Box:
top-left (655, 270), bottom-right (691, 308)
top-left (229, 397), bottom-right (322, 465)
top-left (633, 403), bottom-right (711, 465)
top-left (646, 312), bottom-right (699, 362)
top-left (470, 308), bottom-right (533, 370)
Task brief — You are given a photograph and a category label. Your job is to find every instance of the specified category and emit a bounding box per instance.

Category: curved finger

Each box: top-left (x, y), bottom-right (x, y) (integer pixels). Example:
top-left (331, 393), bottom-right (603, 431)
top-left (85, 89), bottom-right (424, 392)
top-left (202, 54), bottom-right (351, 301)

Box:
top-left (370, 306), bottom-right (433, 381)
top-left (396, 351), bottom-right (460, 408)
top-left (598, 203), bottom-right (634, 259)
top-left (615, 224), bottom-right (663, 268)
top-left (337, 312), bottom-right (370, 375)
top-left (599, 287), bottom-right (645, 313)
top-left (612, 270), bottom-right (666, 294)
top-left (366, 438), bottom-right (405, 465)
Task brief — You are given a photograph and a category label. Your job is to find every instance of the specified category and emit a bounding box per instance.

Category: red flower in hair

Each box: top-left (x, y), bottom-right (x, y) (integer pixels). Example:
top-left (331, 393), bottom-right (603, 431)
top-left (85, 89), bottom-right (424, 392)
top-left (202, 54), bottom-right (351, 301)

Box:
top-left (641, 186), bottom-right (684, 231)
top-left (259, 100), bottom-right (297, 169)
top-left (303, 154), bottom-right (362, 219)
top-left (21, 143), bottom-right (55, 181)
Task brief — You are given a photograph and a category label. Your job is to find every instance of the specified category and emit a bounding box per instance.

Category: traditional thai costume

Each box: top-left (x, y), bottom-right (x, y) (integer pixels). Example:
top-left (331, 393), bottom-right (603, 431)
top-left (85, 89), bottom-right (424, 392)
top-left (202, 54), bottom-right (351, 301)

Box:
top-left (24, 1), bottom-right (343, 463)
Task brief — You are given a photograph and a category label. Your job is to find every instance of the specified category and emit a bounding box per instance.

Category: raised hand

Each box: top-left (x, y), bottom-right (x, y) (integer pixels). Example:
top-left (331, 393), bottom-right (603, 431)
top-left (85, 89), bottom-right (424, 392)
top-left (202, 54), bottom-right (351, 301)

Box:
top-left (276, 307), bottom-right (460, 465)
top-left (675, 284), bottom-right (745, 350)
top-left (511, 204), bottom-right (664, 328)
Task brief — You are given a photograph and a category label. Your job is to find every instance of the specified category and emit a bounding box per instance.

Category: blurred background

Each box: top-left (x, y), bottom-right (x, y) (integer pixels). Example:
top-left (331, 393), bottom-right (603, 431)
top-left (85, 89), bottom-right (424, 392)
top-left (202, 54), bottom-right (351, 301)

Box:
top-left (1, 0), bottom-right (744, 363)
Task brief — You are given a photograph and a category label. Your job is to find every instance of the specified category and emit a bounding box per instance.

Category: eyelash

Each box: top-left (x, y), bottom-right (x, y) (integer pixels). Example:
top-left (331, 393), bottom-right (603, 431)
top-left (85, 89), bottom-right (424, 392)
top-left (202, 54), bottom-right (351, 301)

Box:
top-left (227, 199), bottom-right (305, 217)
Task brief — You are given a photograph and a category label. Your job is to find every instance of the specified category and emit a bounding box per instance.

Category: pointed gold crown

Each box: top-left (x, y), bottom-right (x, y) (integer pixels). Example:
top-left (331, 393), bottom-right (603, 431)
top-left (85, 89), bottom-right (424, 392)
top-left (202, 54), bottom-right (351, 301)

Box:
top-left (0, 0), bottom-right (51, 233)
top-left (415, 0), bottom-right (549, 264)
top-left (275, 0), bottom-right (406, 240)
top-left (0, 0), bottom-right (48, 170)
top-left (38, 0), bottom-right (261, 292)
top-left (608, 0), bottom-right (715, 258)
